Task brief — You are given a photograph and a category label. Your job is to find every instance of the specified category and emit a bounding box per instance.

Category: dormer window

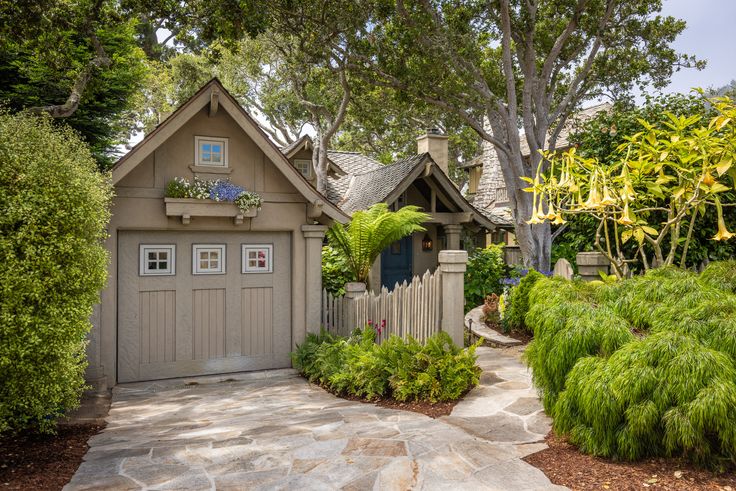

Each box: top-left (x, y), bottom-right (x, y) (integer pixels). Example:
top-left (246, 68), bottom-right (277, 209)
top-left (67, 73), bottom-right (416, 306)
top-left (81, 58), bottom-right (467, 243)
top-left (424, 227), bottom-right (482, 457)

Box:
top-left (195, 136), bottom-right (228, 167)
top-left (293, 159), bottom-right (312, 178)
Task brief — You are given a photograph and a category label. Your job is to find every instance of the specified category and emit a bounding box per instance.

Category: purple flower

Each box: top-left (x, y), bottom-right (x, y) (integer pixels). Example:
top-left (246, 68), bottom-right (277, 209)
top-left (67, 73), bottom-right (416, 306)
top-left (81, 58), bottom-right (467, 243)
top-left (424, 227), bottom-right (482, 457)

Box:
top-left (210, 180), bottom-right (246, 202)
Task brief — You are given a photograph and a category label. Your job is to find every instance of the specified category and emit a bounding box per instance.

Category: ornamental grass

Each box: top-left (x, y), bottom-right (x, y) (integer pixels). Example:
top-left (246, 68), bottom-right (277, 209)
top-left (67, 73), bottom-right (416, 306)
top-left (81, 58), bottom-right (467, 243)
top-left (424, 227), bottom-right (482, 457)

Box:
top-left (525, 262), bottom-right (736, 466)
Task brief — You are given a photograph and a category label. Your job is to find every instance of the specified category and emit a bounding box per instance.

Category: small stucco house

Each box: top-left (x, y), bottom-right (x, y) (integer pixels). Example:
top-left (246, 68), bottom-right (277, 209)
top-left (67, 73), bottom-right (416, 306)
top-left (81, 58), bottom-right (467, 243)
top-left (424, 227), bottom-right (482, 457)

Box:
top-left (86, 79), bottom-right (349, 388)
top-left (281, 132), bottom-right (500, 289)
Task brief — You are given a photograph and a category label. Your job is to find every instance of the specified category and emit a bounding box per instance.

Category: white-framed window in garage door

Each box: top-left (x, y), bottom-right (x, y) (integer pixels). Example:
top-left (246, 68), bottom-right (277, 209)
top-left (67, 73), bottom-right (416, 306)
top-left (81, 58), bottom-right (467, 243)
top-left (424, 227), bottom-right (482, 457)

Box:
top-left (139, 245), bottom-right (176, 276)
top-left (193, 244), bottom-right (226, 274)
top-left (242, 244), bottom-right (273, 273)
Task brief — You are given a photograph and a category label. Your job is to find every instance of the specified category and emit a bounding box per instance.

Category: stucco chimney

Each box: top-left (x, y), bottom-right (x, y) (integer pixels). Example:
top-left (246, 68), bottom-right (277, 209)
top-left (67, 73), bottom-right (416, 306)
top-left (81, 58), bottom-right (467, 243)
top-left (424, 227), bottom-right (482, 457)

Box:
top-left (417, 128), bottom-right (449, 174)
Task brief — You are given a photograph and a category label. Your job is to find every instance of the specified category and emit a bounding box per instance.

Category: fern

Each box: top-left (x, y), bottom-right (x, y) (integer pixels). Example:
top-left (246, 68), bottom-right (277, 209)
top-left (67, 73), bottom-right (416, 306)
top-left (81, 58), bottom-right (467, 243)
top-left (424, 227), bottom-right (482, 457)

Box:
top-left (326, 203), bottom-right (428, 287)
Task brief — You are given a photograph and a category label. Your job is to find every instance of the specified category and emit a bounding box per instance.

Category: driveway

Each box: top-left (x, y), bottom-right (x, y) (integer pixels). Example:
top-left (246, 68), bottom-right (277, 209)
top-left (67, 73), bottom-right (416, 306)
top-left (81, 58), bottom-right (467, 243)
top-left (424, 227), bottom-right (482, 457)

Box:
top-left (65, 347), bottom-right (564, 490)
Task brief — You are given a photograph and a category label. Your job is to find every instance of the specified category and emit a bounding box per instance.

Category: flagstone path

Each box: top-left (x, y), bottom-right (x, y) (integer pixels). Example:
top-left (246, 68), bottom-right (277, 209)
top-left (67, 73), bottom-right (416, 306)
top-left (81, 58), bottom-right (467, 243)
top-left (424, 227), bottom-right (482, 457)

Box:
top-left (65, 347), bottom-right (564, 490)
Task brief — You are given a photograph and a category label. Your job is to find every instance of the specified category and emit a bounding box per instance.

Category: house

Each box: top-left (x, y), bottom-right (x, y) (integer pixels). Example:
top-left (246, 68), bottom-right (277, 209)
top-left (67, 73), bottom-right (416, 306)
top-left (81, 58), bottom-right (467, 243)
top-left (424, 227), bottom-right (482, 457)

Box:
top-left (281, 130), bottom-right (500, 289)
top-left (85, 78), bottom-right (501, 389)
top-left (462, 103), bottom-right (612, 247)
top-left (86, 79), bottom-right (350, 388)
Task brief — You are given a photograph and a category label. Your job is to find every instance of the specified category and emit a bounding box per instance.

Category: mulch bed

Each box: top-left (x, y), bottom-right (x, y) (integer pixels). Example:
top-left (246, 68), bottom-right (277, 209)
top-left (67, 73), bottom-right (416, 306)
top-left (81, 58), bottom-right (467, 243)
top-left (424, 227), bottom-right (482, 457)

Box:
top-left (0, 424), bottom-right (104, 491)
top-left (524, 433), bottom-right (736, 490)
top-left (485, 320), bottom-right (533, 344)
top-left (339, 393), bottom-right (459, 418)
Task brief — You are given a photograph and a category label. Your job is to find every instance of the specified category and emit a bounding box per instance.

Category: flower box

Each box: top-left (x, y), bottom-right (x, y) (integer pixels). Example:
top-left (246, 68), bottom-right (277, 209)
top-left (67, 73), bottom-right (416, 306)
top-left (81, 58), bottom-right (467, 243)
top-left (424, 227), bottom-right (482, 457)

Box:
top-left (164, 198), bottom-right (258, 225)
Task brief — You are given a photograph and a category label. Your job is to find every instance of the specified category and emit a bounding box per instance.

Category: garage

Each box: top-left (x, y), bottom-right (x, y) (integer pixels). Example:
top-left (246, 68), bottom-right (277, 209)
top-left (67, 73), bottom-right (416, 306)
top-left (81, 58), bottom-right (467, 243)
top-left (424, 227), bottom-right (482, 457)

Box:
top-left (117, 230), bottom-right (292, 383)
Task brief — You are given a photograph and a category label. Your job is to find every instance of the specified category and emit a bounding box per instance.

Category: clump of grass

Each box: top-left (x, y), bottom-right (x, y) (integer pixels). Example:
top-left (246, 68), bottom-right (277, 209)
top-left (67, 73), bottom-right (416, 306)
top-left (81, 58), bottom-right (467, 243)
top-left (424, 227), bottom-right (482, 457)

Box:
top-left (700, 260), bottom-right (736, 294)
top-left (525, 278), bottom-right (634, 412)
top-left (526, 262), bottom-right (736, 466)
top-left (554, 331), bottom-right (736, 466)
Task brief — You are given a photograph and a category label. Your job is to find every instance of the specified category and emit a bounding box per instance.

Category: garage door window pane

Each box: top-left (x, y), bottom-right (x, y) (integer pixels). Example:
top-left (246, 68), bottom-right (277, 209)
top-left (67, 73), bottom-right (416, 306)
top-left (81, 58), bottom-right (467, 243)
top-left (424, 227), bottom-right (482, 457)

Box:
top-left (193, 245), bottom-right (225, 274)
top-left (242, 245), bottom-right (272, 273)
top-left (140, 245), bottom-right (176, 276)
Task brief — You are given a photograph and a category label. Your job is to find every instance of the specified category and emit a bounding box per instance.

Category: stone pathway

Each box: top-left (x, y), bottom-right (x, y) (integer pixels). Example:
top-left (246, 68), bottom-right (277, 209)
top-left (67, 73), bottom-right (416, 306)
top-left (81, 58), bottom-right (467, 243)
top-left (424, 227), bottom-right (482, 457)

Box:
top-left (65, 347), bottom-right (564, 490)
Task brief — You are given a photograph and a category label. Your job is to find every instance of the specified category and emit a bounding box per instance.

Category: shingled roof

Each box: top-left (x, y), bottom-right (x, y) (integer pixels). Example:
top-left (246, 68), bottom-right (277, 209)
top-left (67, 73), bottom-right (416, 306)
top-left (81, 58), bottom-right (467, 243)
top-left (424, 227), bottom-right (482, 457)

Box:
top-left (469, 102), bottom-right (611, 227)
top-left (338, 154), bottom-right (425, 214)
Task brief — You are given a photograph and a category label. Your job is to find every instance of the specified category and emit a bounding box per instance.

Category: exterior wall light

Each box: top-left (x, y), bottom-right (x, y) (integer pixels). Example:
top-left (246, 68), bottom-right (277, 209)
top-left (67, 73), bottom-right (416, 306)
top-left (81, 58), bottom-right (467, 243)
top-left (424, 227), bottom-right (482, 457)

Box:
top-left (422, 233), bottom-right (433, 251)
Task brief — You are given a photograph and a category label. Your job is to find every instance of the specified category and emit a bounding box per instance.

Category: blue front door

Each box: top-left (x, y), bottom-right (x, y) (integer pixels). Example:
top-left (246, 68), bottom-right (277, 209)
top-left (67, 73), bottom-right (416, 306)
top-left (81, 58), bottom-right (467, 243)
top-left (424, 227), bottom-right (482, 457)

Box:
top-left (381, 236), bottom-right (413, 289)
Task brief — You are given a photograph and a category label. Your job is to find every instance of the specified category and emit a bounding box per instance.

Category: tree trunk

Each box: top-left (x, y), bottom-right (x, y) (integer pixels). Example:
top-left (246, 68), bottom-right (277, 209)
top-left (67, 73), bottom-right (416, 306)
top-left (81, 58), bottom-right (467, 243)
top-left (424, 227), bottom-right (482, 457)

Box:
top-left (312, 131), bottom-right (329, 194)
top-left (512, 191), bottom-right (551, 271)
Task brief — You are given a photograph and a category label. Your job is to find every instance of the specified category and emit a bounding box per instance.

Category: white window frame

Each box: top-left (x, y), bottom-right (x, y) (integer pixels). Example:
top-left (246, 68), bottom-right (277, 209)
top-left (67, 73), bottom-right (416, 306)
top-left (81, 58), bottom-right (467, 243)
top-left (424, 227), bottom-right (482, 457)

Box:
top-left (242, 244), bottom-right (273, 273)
top-left (192, 244), bottom-right (226, 275)
top-left (293, 159), bottom-right (312, 178)
top-left (140, 245), bottom-right (176, 276)
top-left (194, 136), bottom-right (229, 167)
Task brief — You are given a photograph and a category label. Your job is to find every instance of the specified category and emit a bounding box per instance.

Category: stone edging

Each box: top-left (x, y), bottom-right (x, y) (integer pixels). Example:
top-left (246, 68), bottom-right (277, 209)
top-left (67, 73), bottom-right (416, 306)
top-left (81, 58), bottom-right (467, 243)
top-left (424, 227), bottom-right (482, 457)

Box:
top-left (464, 305), bottom-right (523, 347)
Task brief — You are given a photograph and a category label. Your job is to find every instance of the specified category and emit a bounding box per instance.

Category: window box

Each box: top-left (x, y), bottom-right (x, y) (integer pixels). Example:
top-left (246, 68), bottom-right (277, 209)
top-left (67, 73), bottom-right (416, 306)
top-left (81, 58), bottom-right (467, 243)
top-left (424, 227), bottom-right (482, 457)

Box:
top-left (164, 197), bottom-right (258, 225)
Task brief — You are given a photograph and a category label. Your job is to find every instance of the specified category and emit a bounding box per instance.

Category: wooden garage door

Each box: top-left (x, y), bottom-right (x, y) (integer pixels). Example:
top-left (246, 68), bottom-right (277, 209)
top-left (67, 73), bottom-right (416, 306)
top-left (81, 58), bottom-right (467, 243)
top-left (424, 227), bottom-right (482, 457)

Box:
top-left (117, 231), bottom-right (291, 383)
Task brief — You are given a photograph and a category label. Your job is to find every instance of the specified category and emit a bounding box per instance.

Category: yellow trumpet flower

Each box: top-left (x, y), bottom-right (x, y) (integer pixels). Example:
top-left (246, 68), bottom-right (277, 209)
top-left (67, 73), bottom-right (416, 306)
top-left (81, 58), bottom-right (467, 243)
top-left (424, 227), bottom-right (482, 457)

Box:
top-left (713, 198), bottom-right (734, 241)
top-left (527, 193), bottom-right (543, 224)
top-left (600, 184), bottom-right (617, 206)
top-left (617, 201), bottom-right (635, 226)
top-left (552, 213), bottom-right (567, 225)
top-left (545, 200), bottom-right (558, 220)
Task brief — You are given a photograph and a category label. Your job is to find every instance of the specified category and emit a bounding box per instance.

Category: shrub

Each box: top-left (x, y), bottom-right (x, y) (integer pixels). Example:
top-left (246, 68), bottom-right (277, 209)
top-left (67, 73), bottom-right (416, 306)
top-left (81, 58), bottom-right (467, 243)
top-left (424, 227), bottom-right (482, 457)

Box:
top-left (0, 112), bottom-right (112, 433)
top-left (526, 263), bottom-right (736, 465)
top-left (322, 245), bottom-right (353, 296)
top-left (503, 269), bottom-right (545, 333)
top-left (554, 331), bottom-right (736, 465)
top-left (464, 245), bottom-right (506, 310)
top-left (525, 278), bottom-right (634, 412)
top-left (291, 328), bottom-right (480, 403)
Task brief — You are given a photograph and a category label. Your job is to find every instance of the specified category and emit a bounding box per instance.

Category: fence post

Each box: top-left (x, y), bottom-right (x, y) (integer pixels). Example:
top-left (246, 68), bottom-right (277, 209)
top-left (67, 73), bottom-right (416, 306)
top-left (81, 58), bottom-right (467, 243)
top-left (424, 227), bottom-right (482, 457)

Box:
top-left (345, 282), bottom-right (366, 332)
top-left (439, 250), bottom-right (468, 347)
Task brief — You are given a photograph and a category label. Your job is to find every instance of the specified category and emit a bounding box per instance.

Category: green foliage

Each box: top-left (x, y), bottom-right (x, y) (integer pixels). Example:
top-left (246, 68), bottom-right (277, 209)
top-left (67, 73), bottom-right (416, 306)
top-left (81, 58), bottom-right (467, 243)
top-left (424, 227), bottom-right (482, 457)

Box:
top-left (0, 112), bottom-right (112, 433)
top-left (291, 328), bottom-right (480, 403)
top-left (503, 270), bottom-right (545, 333)
top-left (326, 203), bottom-right (428, 287)
top-left (555, 332), bottom-right (736, 465)
top-left (556, 93), bottom-right (736, 271)
top-left (543, 94), bottom-right (736, 276)
top-left (0, 1), bottom-right (148, 168)
top-left (464, 245), bottom-right (506, 311)
top-left (526, 263), bottom-right (736, 465)
top-left (322, 245), bottom-right (352, 297)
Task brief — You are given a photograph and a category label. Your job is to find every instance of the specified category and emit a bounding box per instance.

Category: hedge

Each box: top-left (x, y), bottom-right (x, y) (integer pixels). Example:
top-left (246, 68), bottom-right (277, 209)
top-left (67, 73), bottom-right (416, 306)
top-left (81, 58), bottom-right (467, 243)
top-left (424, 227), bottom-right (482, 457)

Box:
top-left (0, 112), bottom-right (112, 433)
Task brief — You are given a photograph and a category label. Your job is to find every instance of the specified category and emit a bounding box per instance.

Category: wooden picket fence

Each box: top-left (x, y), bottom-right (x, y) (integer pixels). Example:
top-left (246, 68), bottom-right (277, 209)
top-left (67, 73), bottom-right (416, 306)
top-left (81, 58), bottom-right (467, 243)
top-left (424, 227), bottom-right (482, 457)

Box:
top-left (321, 269), bottom-right (442, 344)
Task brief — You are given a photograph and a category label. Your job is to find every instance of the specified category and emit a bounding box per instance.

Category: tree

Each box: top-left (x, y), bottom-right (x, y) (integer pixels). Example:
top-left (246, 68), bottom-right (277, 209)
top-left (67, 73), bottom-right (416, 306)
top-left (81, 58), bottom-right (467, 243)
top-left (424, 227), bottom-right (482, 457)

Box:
top-left (0, 0), bottom-right (148, 167)
top-left (340, 0), bottom-right (700, 270)
top-left (528, 95), bottom-right (736, 278)
top-left (0, 111), bottom-right (112, 433)
top-left (327, 203), bottom-right (428, 287)
top-left (554, 93), bottom-right (736, 270)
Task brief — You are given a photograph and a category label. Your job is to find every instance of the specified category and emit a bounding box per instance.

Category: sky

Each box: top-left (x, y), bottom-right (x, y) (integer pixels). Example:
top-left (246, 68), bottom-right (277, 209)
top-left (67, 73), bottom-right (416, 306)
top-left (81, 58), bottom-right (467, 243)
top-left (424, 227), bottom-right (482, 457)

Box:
top-left (658, 0), bottom-right (736, 94)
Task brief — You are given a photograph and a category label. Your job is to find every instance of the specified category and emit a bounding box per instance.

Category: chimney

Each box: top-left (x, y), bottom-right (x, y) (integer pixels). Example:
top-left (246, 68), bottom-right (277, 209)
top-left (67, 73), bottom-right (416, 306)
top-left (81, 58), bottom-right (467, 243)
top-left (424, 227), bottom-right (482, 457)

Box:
top-left (417, 128), bottom-right (449, 174)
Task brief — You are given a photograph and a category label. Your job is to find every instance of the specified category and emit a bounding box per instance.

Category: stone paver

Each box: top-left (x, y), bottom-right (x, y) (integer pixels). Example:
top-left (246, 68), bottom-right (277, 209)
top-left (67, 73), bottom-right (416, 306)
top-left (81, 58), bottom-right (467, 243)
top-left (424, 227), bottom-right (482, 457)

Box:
top-left (65, 347), bottom-right (564, 490)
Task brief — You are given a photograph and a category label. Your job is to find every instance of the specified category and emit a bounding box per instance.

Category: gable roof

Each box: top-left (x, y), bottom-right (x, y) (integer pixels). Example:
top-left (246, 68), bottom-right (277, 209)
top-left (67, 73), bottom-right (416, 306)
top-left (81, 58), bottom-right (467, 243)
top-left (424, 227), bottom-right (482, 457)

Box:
top-left (329, 153), bottom-right (496, 230)
top-left (112, 79), bottom-right (349, 223)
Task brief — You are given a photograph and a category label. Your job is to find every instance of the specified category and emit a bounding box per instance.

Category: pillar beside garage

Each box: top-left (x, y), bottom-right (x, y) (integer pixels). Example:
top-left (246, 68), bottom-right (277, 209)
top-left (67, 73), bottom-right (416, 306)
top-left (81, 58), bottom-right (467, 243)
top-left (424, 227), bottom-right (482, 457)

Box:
top-left (302, 224), bottom-right (328, 334)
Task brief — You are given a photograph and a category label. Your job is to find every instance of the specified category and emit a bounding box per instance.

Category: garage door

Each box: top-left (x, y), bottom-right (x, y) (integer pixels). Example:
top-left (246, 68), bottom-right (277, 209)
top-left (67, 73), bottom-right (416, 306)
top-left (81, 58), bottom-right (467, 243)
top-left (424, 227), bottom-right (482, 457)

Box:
top-left (117, 231), bottom-right (291, 383)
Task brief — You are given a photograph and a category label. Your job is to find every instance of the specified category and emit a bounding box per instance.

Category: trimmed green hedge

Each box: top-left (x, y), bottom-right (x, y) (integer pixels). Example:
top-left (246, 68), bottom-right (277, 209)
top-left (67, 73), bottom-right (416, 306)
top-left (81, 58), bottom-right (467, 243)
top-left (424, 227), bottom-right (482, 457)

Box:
top-left (0, 112), bottom-right (112, 433)
top-left (525, 262), bottom-right (736, 466)
top-left (291, 328), bottom-right (481, 403)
